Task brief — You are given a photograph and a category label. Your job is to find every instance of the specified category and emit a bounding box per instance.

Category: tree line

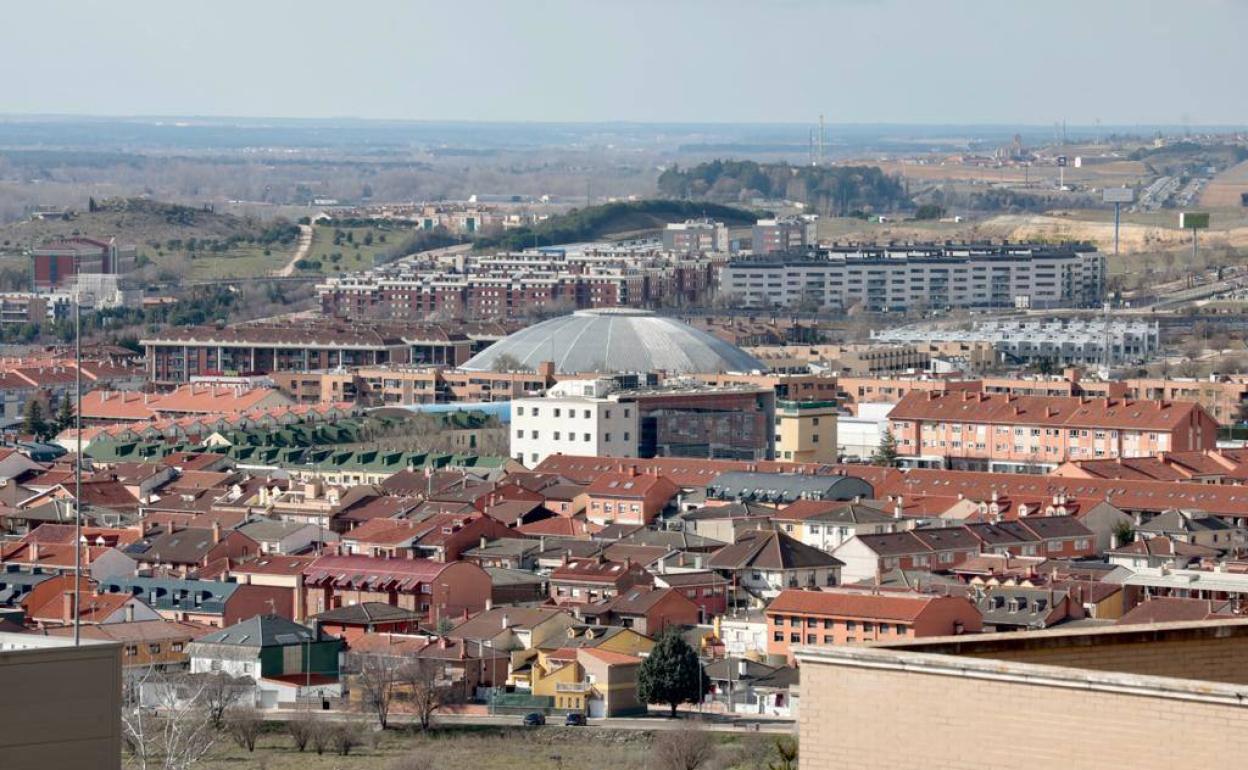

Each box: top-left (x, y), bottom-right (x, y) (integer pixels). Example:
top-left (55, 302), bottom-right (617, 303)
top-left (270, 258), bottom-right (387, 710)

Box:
top-left (657, 160), bottom-right (910, 216)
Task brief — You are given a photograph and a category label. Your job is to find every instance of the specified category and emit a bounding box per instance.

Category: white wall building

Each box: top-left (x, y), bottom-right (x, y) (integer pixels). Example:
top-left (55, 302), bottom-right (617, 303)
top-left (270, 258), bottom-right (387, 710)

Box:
top-left (510, 379), bottom-right (639, 467)
top-left (837, 402), bottom-right (894, 461)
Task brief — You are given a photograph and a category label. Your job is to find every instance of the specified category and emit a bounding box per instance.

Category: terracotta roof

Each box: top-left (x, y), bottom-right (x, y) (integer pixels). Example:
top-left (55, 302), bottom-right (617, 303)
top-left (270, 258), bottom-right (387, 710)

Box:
top-left (890, 390), bottom-right (1207, 432)
top-left (303, 554), bottom-right (458, 588)
top-left (775, 500), bottom-right (894, 524)
top-left (534, 454), bottom-right (856, 488)
top-left (550, 557), bottom-right (651, 584)
top-left (585, 471), bottom-right (677, 500)
top-left (517, 516), bottom-right (602, 537)
top-left (1106, 536), bottom-right (1220, 559)
top-left (1116, 597), bottom-right (1237, 625)
top-left (232, 555), bottom-right (316, 576)
top-left (766, 588), bottom-right (940, 622)
top-left (578, 647), bottom-right (641, 666)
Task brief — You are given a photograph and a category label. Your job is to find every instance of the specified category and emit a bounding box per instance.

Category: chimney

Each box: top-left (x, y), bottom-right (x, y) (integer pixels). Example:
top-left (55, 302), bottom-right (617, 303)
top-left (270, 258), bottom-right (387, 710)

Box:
top-left (211, 521), bottom-right (221, 544)
top-left (29, 542), bottom-right (39, 563)
top-left (480, 535), bottom-right (488, 550)
top-left (501, 613), bottom-right (510, 629)
top-left (439, 636), bottom-right (449, 649)
top-left (125, 602), bottom-right (135, 623)
top-left (893, 496), bottom-right (904, 518)
top-left (62, 591), bottom-right (75, 624)
top-left (484, 597), bottom-right (492, 611)
top-left (738, 658), bottom-right (749, 678)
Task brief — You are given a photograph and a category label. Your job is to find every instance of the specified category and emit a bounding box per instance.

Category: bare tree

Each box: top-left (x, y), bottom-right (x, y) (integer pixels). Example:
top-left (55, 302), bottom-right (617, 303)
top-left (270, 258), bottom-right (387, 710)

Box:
top-left (652, 724), bottom-right (718, 770)
top-left (286, 706), bottom-right (314, 752)
top-left (331, 720), bottom-right (365, 756)
top-left (389, 754), bottom-right (438, 770)
top-left (227, 706), bottom-right (263, 753)
top-left (122, 669), bottom-right (229, 770)
top-left (350, 651), bottom-right (404, 729)
top-left (199, 672), bottom-right (249, 730)
top-left (399, 658), bottom-right (451, 731)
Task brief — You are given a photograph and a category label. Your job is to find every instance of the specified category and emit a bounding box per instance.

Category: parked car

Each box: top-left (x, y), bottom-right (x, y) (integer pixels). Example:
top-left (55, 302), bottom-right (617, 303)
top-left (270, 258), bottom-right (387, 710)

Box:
top-left (564, 713), bottom-right (586, 726)
top-left (523, 712), bottom-right (546, 726)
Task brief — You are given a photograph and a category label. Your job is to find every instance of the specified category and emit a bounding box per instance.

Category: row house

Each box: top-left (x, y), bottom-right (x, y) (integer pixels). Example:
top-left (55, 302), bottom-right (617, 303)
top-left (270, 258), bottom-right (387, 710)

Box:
top-left (300, 554), bottom-right (491, 623)
top-left (888, 391), bottom-right (1217, 473)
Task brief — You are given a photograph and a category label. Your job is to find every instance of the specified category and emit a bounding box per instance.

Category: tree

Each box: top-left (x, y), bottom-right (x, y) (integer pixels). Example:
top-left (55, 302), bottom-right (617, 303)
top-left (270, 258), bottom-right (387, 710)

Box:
top-left (198, 673), bottom-right (249, 730)
top-left (490, 352), bottom-right (527, 373)
top-left (652, 724), bottom-right (717, 770)
top-left (768, 737), bottom-right (799, 770)
top-left (226, 706), bottom-right (263, 752)
top-left (54, 394), bottom-right (76, 434)
top-left (22, 398), bottom-right (49, 440)
top-left (637, 628), bottom-right (709, 718)
top-left (331, 721), bottom-right (364, 756)
top-left (872, 429), bottom-right (900, 468)
top-left (121, 670), bottom-right (228, 770)
top-left (286, 706), bottom-right (314, 752)
top-left (351, 651), bottom-right (403, 729)
top-left (400, 658), bottom-right (452, 731)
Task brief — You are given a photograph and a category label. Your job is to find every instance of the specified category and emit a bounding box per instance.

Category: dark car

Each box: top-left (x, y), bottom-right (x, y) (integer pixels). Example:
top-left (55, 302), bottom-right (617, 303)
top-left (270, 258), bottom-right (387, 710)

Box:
top-left (564, 713), bottom-right (587, 726)
top-left (523, 712), bottom-right (546, 726)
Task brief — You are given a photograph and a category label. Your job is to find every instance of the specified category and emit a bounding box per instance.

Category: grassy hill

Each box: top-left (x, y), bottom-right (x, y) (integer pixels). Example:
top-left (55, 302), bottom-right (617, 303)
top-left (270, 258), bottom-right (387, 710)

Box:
top-left (473, 199), bottom-right (764, 251)
top-left (0, 198), bottom-right (300, 281)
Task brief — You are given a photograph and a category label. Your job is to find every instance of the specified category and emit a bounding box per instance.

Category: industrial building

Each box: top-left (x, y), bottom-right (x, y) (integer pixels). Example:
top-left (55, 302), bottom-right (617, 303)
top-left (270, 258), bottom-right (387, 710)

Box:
top-left (874, 318), bottom-right (1160, 367)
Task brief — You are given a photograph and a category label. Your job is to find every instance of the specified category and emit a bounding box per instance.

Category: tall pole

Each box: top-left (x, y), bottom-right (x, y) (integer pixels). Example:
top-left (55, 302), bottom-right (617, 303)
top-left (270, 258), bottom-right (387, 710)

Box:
top-left (73, 255), bottom-right (82, 646)
top-left (1113, 202), bottom-right (1121, 258)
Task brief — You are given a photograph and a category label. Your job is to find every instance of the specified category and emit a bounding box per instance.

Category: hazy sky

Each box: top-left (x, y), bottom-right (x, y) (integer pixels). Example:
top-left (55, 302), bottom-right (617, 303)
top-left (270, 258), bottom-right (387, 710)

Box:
top-left (5, 0), bottom-right (1245, 125)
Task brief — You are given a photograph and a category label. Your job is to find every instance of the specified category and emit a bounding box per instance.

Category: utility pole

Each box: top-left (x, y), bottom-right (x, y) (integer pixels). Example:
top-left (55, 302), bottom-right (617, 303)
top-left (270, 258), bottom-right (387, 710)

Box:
top-left (73, 253), bottom-right (82, 646)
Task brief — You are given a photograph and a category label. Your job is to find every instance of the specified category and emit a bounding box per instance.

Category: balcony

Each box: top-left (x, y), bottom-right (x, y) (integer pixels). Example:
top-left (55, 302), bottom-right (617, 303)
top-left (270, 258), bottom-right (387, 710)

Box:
top-left (555, 681), bottom-right (592, 693)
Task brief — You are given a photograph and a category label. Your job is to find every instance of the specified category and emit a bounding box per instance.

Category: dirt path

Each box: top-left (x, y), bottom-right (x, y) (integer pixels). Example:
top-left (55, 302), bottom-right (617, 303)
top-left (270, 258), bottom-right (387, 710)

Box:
top-left (274, 223), bottom-right (313, 277)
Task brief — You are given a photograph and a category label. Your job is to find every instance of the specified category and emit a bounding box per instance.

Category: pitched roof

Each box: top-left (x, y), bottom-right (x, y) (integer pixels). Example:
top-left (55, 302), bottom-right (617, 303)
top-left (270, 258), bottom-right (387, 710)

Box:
top-left (311, 602), bottom-right (424, 624)
top-left (766, 588), bottom-right (942, 622)
top-left (1116, 597), bottom-right (1237, 626)
top-left (194, 614), bottom-right (319, 647)
top-left (890, 390), bottom-right (1207, 432)
top-left (707, 529), bottom-right (843, 570)
top-left (774, 500), bottom-right (894, 525)
top-left (448, 607), bottom-right (568, 641)
top-left (585, 471), bottom-right (678, 500)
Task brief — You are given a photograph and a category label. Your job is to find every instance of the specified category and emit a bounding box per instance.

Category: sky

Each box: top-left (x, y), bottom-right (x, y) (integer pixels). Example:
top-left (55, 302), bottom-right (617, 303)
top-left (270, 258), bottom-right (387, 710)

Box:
top-left (4, 0), bottom-right (1246, 126)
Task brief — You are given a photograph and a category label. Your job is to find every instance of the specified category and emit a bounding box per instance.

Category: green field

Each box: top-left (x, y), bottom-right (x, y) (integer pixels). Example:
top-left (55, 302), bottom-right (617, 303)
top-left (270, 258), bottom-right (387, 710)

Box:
top-left (302, 225), bottom-right (409, 274)
top-left (197, 724), bottom-right (778, 770)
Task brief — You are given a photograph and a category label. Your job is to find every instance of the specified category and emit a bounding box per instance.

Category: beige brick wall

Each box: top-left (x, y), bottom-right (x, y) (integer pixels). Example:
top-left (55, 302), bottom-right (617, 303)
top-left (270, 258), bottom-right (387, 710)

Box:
top-left (962, 635), bottom-right (1248, 684)
top-left (799, 657), bottom-right (1248, 770)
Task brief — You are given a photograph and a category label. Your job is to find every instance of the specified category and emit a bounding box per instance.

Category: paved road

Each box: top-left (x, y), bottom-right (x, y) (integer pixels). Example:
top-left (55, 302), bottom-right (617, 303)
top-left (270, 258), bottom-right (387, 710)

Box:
top-left (274, 223), bottom-right (314, 277)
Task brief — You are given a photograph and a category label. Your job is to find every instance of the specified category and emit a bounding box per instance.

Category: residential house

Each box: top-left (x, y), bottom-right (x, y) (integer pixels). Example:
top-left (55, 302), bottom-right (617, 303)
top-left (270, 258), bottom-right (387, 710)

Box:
top-left (310, 602), bottom-right (425, 645)
top-left (653, 570), bottom-right (729, 622)
top-left (572, 586), bottom-right (700, 636)
top-left (301, 554), bottom-right (491, 623)
top-left (1137, 508), bottom-right (1240, 549)
top-left (764, 588), bottom-right (982, 661)
top-left (548, 556), bottom-right (653, 606)
top-left (584, 469), bottom-right (679, 526)
top-left (187, 614), bottom-right (343, 708)
top-left (772, 500), bottom-right (901, 553)
top-left (708, 530), bottom-right (843, 606)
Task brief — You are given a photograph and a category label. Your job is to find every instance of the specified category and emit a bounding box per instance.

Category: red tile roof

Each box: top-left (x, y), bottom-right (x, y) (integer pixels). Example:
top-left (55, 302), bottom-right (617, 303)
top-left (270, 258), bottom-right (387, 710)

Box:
top-left (766, 588), bottom-right (939, 622)
top-left (890, 391), bottom-right (1207, 432)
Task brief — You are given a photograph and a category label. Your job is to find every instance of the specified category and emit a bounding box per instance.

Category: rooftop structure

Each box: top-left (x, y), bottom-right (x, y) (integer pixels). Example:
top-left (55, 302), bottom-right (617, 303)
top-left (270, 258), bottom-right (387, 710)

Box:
top-left (463, 309), bottom-right (764, 376)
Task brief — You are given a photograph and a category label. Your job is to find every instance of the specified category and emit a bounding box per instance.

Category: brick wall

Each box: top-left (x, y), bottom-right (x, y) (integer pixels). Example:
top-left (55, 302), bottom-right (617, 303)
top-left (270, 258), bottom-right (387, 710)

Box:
top-left (797, 621), bottom-right (1248, 770)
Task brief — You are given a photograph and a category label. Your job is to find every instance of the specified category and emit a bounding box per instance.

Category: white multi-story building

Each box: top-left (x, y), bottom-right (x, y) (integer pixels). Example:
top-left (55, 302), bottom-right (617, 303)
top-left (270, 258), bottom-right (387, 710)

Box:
top-left (663, 220), bottom-right (729, 253)
top-left (875, 318), bottom-right (1160, 367)
top-left (720, 243), bottom-right (1105, 312)
top-left (510, 379), bottom-right (640, 467)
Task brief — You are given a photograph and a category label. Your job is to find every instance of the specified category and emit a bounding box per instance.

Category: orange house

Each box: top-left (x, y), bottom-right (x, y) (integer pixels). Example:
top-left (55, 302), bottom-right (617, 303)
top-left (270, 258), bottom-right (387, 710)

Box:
top-left (765, 588), bottom-right (982, 662)
top-left (585, 469), bottom-right (679, 526)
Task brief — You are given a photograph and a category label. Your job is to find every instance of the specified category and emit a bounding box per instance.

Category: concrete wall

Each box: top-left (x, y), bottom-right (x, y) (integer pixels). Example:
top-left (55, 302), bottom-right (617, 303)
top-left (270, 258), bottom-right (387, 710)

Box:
top-left (0, 632), bottom-right (122, 770)
top-left (796, 620), bottom-right (1248, 770)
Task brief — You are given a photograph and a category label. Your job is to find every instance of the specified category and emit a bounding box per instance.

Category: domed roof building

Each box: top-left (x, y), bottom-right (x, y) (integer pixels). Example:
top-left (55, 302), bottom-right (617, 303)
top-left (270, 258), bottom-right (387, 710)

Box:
top-left (461, 309), bottom-right (764, 375)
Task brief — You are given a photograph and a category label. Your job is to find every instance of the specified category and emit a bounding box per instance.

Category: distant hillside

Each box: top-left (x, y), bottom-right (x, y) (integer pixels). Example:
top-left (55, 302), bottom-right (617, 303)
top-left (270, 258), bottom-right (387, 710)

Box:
top-left (658, 160), bottom-right (911, 216)
top-left (473, 199), bottom-right (764, 250)
top-left (0, 198), bottom-right (300, 281)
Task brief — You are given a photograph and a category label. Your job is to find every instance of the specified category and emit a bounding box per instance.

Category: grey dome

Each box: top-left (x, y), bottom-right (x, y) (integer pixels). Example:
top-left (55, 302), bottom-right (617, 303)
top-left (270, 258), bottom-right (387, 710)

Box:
top-left (461, 309), bottom-right (765, 375)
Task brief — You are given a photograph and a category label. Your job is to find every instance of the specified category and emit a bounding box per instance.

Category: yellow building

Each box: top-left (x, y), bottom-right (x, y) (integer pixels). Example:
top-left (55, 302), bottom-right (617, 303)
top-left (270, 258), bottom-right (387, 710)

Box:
top-left (774, 400), bottom-right (839, 463)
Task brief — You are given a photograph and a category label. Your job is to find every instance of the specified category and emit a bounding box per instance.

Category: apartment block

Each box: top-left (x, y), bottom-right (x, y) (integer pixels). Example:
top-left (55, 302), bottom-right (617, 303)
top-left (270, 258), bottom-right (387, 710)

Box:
top-left (774, 399), bottom-right (838, 463)
top-left (721, 243), bottom-right (1104, 312)
top-left (888, 391), bottom-right (1218, 473)
top-left (751, 216), bottom-right (816, 255)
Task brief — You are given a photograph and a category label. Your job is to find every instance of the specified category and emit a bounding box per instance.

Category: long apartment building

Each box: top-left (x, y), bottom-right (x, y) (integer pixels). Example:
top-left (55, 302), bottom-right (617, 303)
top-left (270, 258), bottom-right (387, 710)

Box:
top-left (318, 246), bottom-right (725, 320)
top-left (141, 319), bottom-right (512, 385)
top-left (875, 318), bottom-right (1160, 366)
top-left (721, 242), bottom-right (1105, 312)
top-left (888, 390), bottom-right (1219, 473)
